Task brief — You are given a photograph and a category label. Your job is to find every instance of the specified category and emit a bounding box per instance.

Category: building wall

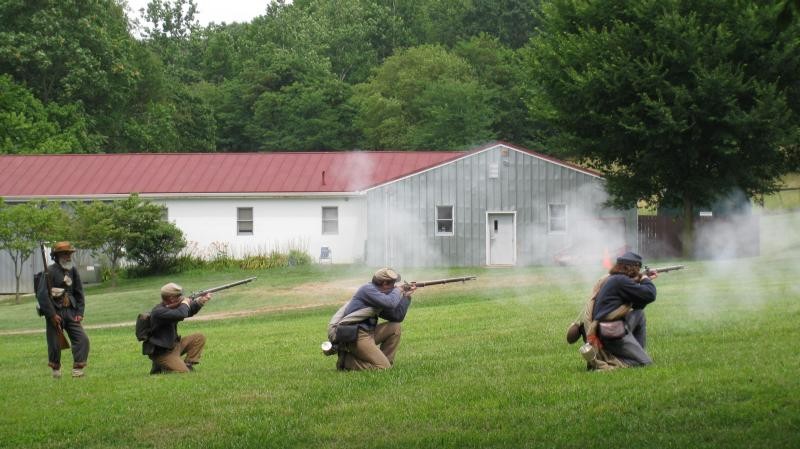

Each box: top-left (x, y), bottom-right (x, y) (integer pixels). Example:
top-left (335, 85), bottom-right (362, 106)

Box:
top-left (0, 250), bottom-right (37, 294)
top-left (160, 196), bottom-right (367, 263)
top-left (365, 144), bottom-right (636, 267)
top-left (1, 249), bottom-right (101, 294)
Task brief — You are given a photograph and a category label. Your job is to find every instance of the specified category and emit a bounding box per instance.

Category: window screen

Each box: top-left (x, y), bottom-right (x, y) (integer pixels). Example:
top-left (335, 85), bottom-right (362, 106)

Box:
top-left (322, 206), bottom-right (339, 235)
top-left (549, 204), bottom-right (567, 232)
top-left (237, 207), bottom-right (253, 235)
top-left (436, 206), bottom-right (454, 235)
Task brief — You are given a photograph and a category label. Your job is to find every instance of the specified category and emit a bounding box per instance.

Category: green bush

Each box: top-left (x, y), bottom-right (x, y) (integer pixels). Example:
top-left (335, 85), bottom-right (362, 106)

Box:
top-left (126, 221), bottom-right (187, 274)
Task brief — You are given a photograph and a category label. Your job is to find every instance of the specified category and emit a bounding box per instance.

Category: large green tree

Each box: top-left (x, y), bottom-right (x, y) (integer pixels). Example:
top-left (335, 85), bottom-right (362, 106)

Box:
top-left (0, 75), bottom-right (96, 153)
top-left (292, 0), bottom-right (409, 83)
top-left (351, 45), bottom-right (496, 150)
top-left (131, 0), bottom-right (216, 152)
top-left (0, 0), bottom-right (148, 149)
top-left (523, 0), bottom-right (800, 256)
top-left (454, 34), bottom-right (540, 149)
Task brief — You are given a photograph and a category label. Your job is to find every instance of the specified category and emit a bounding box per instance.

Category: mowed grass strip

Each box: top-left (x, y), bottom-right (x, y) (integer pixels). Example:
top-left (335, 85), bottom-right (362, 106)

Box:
top-left (1, 213), bottom-right (799, 449)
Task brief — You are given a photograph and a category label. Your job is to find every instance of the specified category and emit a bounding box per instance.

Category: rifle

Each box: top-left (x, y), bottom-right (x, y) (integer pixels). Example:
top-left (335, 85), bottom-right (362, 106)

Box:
top-left (643, 265), bottom-right (685, 276)
top-left (400, 275), bottom-right (477, 290)
top-left (39, 243), bottom-right (70, 350)
top-left (188, 277), bottom-right (257, 299)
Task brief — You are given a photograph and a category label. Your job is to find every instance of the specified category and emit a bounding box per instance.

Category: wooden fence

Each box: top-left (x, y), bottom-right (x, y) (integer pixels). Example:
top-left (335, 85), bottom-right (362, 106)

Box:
top-left (638, 215), bottom-right (760, 260)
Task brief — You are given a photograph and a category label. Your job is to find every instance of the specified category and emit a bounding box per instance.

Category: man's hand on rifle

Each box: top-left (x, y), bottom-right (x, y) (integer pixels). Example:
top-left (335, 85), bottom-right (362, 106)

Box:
top-left (50, 315), bottom-right (62, 328)
top-left (399, 282), bottom-right (417, 297)
top-left (640, 269), bottom-right (658, 282)
top-left (196, 293), bottom-right (212, 305)
top-left (75, 315), bottom-right (83, 322)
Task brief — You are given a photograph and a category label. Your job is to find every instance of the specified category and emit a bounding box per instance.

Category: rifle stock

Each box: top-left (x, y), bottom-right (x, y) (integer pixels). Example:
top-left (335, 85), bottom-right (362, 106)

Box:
top-left (402, 275), bottom-right (477, 289)
top-left (189, 277), bottom-right (257, 299)
top-left (39, 243), bottom-right (69, 350)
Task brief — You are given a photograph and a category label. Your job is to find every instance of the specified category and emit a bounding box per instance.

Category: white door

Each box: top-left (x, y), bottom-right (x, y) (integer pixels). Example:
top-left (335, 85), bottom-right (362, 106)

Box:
top-left (488, 213), bottom-right (515, 265)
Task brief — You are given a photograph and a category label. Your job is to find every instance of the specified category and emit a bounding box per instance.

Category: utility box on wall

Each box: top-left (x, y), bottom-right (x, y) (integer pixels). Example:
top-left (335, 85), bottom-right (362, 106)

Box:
top-left (78, 265), bottom-right (102, 284)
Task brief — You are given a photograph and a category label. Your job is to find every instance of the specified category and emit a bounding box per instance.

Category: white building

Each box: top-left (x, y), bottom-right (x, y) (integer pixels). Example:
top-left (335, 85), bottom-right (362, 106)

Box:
top-left (0, 142), bottom-right (637, 292)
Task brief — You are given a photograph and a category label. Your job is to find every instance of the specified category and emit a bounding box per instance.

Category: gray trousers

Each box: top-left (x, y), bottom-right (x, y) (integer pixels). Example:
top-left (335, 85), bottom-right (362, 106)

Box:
top-left (45, 308), bottom-right (90, 370)
top-left (603, 309), bottom-right (652, 367)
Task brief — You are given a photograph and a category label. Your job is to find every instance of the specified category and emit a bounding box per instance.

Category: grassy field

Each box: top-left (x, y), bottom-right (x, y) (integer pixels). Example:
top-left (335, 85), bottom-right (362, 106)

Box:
top-left (1, 213), bottom-right (799, 449)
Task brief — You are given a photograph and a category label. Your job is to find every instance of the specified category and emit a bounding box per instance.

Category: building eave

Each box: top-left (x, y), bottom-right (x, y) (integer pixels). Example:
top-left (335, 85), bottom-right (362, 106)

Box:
top-left (1, 191), bottom-right (365, 202)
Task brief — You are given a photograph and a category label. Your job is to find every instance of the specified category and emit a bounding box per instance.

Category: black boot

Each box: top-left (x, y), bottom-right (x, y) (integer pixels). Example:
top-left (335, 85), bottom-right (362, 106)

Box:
top-left (149, 360), bottom-right (164, 375)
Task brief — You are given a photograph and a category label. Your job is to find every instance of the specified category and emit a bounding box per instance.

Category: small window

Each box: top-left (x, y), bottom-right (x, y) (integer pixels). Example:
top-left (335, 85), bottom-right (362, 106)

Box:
top-left (549, 204), bottom-right (567, 233)
top-left (436, 205), bottom-right (454, 235)
top-left (322, 206), bottom-right (338, 235)
top-left (237, 207), bottom-right (253, 235)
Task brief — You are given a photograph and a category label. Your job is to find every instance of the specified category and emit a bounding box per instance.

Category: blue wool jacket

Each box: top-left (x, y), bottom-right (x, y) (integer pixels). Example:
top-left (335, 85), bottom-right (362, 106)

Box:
top-left (592, 274), bottom-right (656, 320)
top-left (343, 283), bottom-right (411, 330)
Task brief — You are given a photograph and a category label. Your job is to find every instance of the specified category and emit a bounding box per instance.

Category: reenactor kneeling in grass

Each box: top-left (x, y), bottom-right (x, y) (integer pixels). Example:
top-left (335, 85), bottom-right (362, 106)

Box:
top-left (323, 268), bottom-right (416, 371)
top-left (567, 252), bottom-right (658, 371)
top-left (144, 283), bottom-right (211, 374)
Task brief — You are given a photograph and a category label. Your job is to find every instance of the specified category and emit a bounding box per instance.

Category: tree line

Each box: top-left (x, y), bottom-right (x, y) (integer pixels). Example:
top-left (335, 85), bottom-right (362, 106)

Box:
top-left (2, 0), bottom-right (799, 256)
top-left (0, 0), bottom-right (543, 153)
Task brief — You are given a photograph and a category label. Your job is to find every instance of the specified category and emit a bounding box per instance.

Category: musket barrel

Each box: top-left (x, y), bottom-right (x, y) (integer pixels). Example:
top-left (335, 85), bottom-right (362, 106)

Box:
top-left (190, 277), bottom-right (257, 298)
top-left (645, 265), bottom-right (685, 275)
top-left (410, 276), bottom-right (477, 287)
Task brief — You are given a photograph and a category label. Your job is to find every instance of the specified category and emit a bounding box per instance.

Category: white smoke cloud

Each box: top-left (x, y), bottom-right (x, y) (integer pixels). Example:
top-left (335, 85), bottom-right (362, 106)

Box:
top-left (343, 152), bottom-right (378, 192)
top-left (688, 206), bottom-right (799, 315)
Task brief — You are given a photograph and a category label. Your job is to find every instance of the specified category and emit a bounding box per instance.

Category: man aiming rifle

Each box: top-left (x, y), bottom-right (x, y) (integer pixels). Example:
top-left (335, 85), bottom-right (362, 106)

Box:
top-left (565, 254), bottom-right (684, 371)
top-left (323, 270), bottom-right (476, 371)
top-left (141, 277), bottom-right (255, 374)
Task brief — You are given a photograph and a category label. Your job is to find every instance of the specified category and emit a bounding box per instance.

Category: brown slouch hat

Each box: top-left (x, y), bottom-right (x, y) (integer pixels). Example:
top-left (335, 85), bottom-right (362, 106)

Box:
top-left (52, 241), bottom-right (76, 254)
top-left (372, 268), bottom-right (400, 284)
top-left (160, 282), bottom-right (183, 298)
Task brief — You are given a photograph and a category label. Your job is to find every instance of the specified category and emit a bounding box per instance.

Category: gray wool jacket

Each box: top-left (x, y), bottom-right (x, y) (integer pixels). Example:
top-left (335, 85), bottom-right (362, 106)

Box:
top-left (342, 283), bottom-right (411, 331)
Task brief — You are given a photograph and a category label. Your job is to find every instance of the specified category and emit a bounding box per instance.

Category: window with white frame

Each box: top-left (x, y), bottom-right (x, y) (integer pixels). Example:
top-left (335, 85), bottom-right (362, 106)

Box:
top-left (436, 205), bottom-right (454, 235)
top-left (237, 207), bottom-right (253, 235)
top-left (322, 206), bottom-right (339, 235)
top-left (549, 204), bottom-right (567, 233)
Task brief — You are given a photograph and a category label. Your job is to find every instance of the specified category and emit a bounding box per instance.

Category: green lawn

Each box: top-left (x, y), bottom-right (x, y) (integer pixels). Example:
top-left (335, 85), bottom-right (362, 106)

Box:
top-left (1, 213), bottom-right (798, 449)
top-left (762, 173), bottom-right (800, 211)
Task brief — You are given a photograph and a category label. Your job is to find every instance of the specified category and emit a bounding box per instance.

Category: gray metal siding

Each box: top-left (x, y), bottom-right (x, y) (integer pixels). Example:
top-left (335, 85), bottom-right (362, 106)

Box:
top-left (0, 250), bottom-right (41, 294)
top-left (365, 145), bottom-right (636, 267)
top-left (1, 249), bottom-right (104, 294)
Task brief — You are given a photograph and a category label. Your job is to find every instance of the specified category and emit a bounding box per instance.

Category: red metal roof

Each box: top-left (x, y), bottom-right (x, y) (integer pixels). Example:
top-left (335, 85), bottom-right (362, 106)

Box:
top-left (0, 151), bottom-right (464, 197)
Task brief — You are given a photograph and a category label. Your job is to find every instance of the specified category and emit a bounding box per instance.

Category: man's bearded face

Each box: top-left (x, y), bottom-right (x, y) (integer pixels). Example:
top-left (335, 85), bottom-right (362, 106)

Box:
top-left (58, 254), bottom-right (73, 270)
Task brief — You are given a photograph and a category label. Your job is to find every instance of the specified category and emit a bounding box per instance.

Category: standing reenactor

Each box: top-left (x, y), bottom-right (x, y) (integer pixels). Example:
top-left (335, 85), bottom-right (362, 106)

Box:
top-left (35, 241), bottom-right (90, 378)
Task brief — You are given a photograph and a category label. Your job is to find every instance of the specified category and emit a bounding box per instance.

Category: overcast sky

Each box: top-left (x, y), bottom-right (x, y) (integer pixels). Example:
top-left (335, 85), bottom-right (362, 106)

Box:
top-left (125, 0), bottom-right (270, 27)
